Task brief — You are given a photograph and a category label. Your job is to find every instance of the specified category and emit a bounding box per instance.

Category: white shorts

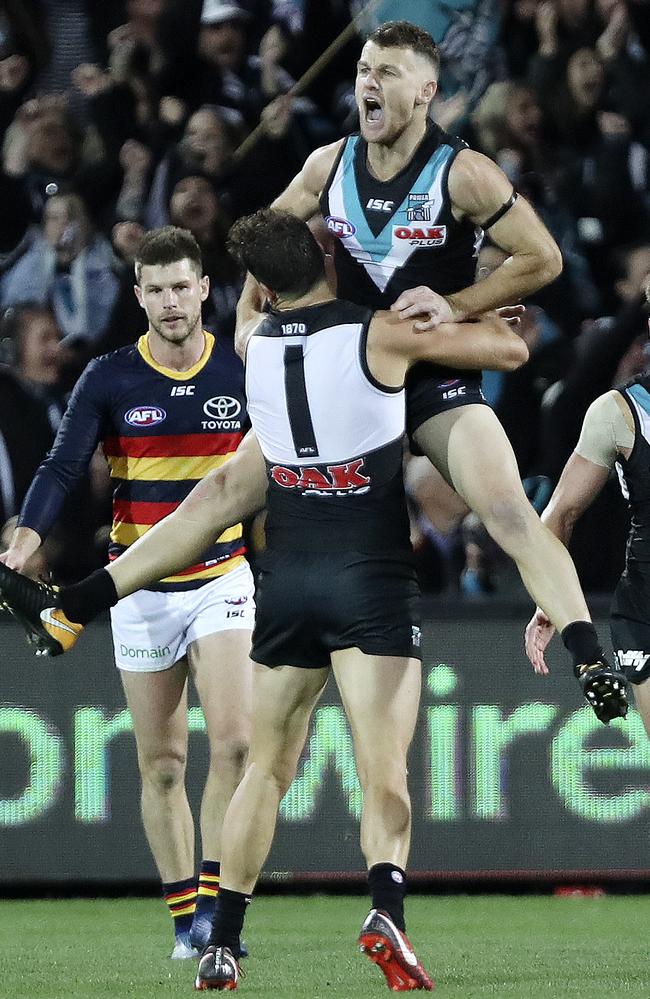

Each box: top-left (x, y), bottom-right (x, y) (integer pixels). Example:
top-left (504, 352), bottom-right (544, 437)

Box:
top-left (110, 562), bottom-right (255, 672)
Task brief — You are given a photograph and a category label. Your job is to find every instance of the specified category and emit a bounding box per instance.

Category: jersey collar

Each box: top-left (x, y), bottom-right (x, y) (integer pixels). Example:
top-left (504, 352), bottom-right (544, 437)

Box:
top-left (137, 330), bottom-right (215, 381)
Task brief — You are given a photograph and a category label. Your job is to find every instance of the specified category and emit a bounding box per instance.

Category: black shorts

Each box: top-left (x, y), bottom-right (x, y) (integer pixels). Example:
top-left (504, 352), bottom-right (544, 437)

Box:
top-left (406, 365), bottom-right (486, 446)
top-left (251, 550), bottom-right (421, 669)
top-left (611, 614), bottom-right (650, 684)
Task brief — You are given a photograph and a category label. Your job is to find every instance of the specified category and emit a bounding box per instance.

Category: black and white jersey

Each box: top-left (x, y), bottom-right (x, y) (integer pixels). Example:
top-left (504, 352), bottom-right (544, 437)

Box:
top-left (319, 121), bottom-right (480, 309)
top-left (613, 375), bottom-right (650, 623)
top-left (246, 299), bottom-right (411, 553)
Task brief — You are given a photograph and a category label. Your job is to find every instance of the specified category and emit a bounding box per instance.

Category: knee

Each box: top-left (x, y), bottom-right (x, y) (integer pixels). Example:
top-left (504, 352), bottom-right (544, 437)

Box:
top-left (480, 494), bottom-right (535, 544)
top-left (247, 752), bottom-right (299, 800)
top-left (140, 751), bottom-right (186, 793)
top-left (209, 733), bottom-right (250, 776)
top-left (358, 754), bottom-right (410, 802)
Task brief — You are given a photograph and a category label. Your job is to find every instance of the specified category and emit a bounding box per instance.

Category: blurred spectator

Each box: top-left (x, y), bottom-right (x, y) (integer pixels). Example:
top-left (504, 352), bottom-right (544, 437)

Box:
top-left (0, 302), bottom-right (69, 428)
top-left (168, 172), bottom-right (241, 334)
top-left (0, 365), bottom-right (53, 529)
top-left (0, 191), bottom-right (120, 345)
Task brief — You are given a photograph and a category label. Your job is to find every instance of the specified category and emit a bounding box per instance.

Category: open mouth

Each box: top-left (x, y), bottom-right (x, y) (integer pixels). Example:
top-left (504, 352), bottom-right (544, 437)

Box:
top-left (363, 96), bottom-right (384, 125)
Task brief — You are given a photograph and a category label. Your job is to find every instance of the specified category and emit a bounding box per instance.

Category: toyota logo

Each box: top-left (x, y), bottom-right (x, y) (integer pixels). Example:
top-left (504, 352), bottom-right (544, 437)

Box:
top-left (203, 396), bottom-right (242, 420)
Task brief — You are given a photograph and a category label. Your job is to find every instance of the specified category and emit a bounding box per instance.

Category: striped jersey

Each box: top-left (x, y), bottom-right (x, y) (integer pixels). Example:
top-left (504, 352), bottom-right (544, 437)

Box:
top-left (19, 331), bottom-right (248, 591)
top-left (246, 299), bottom-right (411, 553)
top-left (320, 121), bottom-right (480, 308)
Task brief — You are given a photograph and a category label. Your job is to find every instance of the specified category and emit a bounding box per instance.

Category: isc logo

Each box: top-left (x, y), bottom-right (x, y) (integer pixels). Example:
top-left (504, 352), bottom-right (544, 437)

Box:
top-left (170, 385), bottom-right (195, 396)
top-left (366, 198), bottom-right (394, 212)
top-left (124, 406), bottom-right (166, 427)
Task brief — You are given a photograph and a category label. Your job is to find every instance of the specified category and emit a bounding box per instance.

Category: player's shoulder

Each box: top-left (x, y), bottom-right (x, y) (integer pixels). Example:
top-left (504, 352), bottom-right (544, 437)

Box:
top-left (303, 139), bottom-right (346, 188)
top-left (586, 389), bottom-right (634, 429)
top-left (76, 341), bottom-right (142, 392)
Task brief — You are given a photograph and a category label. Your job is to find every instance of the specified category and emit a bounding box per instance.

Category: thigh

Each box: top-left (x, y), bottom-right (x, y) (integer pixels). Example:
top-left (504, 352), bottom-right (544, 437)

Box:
top-left (248, 662), bottom-right (330, 769)
top-left (332, 650), bottom-right (422, 766)
top-left (120, 659), bottom-right (189, 761)
top-left (187, 630), bottom-right (253, 744)
top-left (413, 404), bottom-right (528, 512)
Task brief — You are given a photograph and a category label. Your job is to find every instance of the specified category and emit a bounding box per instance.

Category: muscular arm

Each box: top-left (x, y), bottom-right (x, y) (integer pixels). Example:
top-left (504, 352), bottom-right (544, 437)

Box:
top-left (524, 391), bottom-right (629, 670)
top-left (107, 431), bottom-right (268, 598)
top-left (445, 150), bottom-right (563, 320)
top-left (367, 309), bottom-right (529, 386)
top-left (271, 140), bottom-right (342, 218)
top-left (542, 391), bottom-right (633, 545)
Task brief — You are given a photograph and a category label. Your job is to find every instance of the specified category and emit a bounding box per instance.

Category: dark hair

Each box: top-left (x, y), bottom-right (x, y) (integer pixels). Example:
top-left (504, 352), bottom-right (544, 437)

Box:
top-left (134, 226), bottom-right (203, 283)
top-left (228, 209), bottom-right (325, 299)
top-left (368, 20), bottom-right (440, 75)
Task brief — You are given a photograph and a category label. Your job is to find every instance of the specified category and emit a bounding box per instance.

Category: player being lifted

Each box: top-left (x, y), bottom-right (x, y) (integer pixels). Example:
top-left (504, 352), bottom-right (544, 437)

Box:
top-left (255, 18), bottom-right (626, 720)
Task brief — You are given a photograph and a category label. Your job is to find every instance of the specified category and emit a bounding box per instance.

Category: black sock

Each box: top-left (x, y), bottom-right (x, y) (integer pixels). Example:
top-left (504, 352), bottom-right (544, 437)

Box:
top-left (59, 568), bottom-right (119, 625)
top-left (561, 621), bottom-right (604, 672)
top-left (368, 863), bottom-right (406, 932)
top-left (209, 887), bottom-right (251, 956)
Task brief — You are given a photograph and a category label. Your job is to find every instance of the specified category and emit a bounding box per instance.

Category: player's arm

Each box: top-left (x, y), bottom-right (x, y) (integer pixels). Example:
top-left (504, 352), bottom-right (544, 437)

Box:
top-left (1, 360), bottom-right (108, 572)
top-left (393, 151), bottom-right (563, 326)
top-left (445, 150), bottom-right (563, 319)
top-left (367, 309), bottom-right (528, 385)
top-left (525, 391), bottom-right (633, 672)
top-left (234, 142), bottom-right (342, 353)
top-left (106, 430), bottom-right (268, 598)
top-left (234, 273), bottom-right (267, 358)
top-left (271, 140), bottom-right (343, 218)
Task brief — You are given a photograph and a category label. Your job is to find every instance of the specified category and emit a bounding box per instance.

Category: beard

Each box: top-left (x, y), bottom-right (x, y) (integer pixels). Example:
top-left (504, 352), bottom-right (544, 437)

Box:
top-left (149, 307), bottom-right (202, 345)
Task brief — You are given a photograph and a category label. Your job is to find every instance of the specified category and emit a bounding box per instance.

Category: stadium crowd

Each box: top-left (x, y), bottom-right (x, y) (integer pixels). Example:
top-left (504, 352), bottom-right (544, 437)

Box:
top-left (1, 0), bottom-right (649, 594)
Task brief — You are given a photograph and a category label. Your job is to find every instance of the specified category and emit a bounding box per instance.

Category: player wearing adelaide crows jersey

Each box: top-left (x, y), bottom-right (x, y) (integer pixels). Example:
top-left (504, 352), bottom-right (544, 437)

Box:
top-left (250, 19), bottom-right (621, 717)
top-left (0, 227), bottom-right (254, 959)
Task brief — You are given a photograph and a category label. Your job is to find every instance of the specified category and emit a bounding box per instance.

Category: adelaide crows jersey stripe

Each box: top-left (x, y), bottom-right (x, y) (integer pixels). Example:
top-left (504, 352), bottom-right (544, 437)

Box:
top-left (19, 330), bottom-right (249, 592)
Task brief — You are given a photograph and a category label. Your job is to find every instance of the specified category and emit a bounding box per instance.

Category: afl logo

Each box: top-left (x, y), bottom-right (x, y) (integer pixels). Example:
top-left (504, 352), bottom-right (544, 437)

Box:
top-left (203, 396), bottom-right (242, 420)
top-left (325, 215), bottom-right (356, 238)
top-left (125, 406), bottom-right (166, 427)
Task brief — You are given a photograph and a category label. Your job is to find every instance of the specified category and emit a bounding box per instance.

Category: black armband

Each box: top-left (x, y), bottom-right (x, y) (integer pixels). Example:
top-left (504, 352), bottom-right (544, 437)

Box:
top-left (481, 191), bottom-right (518, 230)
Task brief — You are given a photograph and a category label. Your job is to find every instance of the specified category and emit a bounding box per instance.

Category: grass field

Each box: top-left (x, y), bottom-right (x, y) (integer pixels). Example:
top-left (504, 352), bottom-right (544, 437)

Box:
top-left (1, 894), bottom-right (649, 998)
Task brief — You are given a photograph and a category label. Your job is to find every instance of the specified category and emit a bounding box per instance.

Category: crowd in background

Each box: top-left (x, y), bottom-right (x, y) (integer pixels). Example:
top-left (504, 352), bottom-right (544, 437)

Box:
top-left (0, 0), bottom-right (649, 594)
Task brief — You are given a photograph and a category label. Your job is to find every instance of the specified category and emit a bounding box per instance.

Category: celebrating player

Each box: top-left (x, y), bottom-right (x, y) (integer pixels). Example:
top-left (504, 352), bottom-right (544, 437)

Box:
top-left (242, 18), bottom-right (626, 719)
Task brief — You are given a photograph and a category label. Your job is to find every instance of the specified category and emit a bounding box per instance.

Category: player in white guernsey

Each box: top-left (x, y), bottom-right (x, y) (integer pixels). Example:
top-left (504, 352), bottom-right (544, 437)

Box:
top-left (224, 21), bottom-right (628, 721)
top-left (0, 210), bottom-right (528, 993)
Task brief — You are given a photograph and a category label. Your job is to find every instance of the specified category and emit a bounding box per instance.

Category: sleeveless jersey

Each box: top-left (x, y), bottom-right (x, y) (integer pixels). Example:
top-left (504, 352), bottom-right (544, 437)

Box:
top-left (613, 375), bottom-right (650, 621)
top-left (245, 300), bottom-right (411, 554)
top-left (319, 121), bottom-right (480, 308)
top-left (20, 331), bottom-right (248, 591)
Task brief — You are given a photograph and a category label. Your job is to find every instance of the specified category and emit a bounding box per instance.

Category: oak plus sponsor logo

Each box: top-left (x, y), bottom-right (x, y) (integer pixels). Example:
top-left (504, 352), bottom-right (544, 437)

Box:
top-left (325, 215), bottom-right (356, 239)
top-left (393, 224), bottom-right (447, 247)
top-left (119, 643), bottom-right (171, 660)
top-left (202, 395), bottom-right (242, 430)
top-left (124, 405), bottom-right (166, 427)
top-left (270, 458), bottom-right (371, 496)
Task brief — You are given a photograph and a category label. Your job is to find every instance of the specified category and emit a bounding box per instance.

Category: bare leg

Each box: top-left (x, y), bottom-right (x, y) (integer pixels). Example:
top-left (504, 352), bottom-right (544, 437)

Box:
top-left (414, 406), bottom-right (591, 631)
top-left (332, 650), bottom-right (421, 870)
top-left (631, 678), bottom-right (650, 737)
top-left (220, 662), bottom-right (330, 894)
top-left (121, 661), bottom-right (193, 881)
top-left (188, 630), bottom-right (252, 862)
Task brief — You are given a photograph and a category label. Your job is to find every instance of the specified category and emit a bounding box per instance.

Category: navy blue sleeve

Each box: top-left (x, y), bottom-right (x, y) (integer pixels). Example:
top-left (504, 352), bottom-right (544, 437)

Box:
top-left (18, 358), bottom-right (111, 539)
